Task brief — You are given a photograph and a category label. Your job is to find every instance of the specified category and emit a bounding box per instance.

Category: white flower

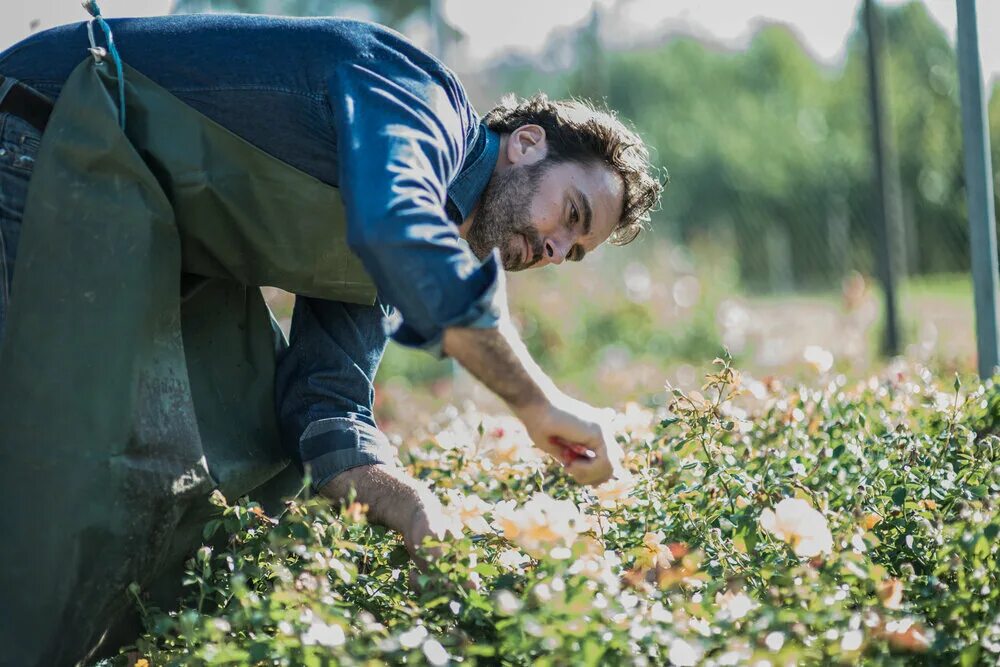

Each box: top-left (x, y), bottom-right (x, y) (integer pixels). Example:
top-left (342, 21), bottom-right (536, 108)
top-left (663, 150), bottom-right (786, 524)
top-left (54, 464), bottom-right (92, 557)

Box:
top-left (399, 625), bottom-right (428, 649)
top-left (764, 631), bottom-right (785, 651)
top-left (803, 345), bottom-right (834, 373)
top-left (479, 416), bottom-right (539, 465)
top-left (567, 549), bottom-right (622, 595)
top-left (841, 629), bottom-right (864, 651)
top-left (496, 548), bottom-right (531, 570)
top-left (301, 621), bottom-right (346, 648)
top-left (668, 637), bottom-right (702, 666)
top-left (443, 489), bottom-right (493, 534)
top-left (612, 402), bottom-right (656, 440)
top-left (422, 639), bottom-right (450, 666)
top-left (494, 589), bottom-right (522, 616)
top-left (492, 492), bottom-right (587, 558)
top-left (689, 616), bottom-right (712, 637)
top-left (497, 549), bottom-right (531, 570)
top-left (759, 498), bottom-right (834, 558)
top-left (715, 639), bottom-right (753, 665)
top-left (592, 475), bottom-right (637, 509)
top-left (715, 590), bottom-right (759, 621)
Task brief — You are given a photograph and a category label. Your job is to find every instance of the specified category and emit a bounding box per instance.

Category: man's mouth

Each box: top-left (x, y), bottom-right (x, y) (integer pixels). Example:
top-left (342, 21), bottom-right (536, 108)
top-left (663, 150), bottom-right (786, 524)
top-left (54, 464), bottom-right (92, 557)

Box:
top-left (520, 233), bottom-right (530, 266)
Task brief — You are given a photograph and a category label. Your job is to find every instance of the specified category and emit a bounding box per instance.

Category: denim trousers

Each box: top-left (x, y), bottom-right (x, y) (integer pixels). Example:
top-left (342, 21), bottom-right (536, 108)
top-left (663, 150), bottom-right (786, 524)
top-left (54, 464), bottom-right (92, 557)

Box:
top-left (0, 110), bottom-right (38, 344)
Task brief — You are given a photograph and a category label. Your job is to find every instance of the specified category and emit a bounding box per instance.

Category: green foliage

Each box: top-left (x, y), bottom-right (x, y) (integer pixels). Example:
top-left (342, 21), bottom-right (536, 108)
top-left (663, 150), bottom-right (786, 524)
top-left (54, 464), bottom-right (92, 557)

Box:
top-left (104, 359), bottom-right (1000, 665)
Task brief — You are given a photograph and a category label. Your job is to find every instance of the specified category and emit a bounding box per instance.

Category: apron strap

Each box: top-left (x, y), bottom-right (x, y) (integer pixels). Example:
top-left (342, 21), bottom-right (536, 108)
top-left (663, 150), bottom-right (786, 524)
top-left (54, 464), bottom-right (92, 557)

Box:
top-left (82, 0), bottom-right (126, 130)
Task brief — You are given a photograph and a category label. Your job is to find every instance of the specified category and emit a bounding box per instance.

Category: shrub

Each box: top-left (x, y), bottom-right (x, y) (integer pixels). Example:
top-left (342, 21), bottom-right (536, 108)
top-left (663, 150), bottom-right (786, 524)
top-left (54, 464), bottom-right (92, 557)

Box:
top-left (108, 355), bottom-right (1000, 666)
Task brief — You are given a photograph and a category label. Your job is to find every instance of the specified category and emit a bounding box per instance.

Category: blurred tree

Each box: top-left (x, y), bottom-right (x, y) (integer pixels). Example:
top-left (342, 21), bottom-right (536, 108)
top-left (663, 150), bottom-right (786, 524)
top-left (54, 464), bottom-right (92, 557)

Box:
top-left (489, 0), bottom-right (987, 291)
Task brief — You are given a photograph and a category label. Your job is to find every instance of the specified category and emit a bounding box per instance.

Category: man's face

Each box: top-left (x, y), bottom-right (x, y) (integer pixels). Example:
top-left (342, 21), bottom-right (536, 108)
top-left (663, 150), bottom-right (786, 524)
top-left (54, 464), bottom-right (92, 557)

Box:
top-left (465, 138), bottom-right (624, 272)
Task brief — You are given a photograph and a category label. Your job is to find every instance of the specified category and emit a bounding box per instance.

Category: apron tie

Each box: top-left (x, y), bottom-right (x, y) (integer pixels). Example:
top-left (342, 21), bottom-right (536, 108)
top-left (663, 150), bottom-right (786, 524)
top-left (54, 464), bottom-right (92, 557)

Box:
top-left (83, 0), bottom-right (126, 130)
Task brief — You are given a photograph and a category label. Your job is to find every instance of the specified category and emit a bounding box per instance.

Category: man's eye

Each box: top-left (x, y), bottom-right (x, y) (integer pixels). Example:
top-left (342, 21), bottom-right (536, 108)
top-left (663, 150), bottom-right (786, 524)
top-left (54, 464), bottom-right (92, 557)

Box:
top-left (570, 203), bottom-right (579, 224)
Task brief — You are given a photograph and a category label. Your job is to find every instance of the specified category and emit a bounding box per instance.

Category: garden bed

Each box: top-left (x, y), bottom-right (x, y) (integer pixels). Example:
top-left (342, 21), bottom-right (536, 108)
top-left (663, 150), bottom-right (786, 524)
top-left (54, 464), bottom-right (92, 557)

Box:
top-left (115, 355), bottom-right (1000, 665)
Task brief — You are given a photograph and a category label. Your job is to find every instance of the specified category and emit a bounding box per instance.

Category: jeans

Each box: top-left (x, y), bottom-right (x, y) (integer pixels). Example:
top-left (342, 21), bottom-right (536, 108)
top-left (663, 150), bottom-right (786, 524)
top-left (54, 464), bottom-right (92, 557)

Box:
top-left (274, 295), bottom-right (396, 491)
top-left (0, 110), bottom-right (39, 345)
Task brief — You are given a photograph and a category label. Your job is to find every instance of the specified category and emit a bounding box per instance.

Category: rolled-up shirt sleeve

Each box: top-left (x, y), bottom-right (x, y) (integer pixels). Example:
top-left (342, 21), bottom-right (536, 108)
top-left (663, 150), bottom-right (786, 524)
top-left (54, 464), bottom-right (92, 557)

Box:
top-left (329, 61), bottom-right (502, 357)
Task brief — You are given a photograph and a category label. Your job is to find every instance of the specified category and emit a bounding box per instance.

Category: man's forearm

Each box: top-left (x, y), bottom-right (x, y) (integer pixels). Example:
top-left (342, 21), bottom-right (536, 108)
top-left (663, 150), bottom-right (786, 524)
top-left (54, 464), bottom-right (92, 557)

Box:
top-left (319, 463), bottom-right (432, 534)
top-left (441, 320), bottom-right (559, 412)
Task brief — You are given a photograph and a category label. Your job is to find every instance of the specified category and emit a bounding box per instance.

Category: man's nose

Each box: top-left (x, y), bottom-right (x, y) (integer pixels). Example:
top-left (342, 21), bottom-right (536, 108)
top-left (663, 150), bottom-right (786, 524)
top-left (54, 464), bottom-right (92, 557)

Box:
top-left (543, 237), bottom-right (569, 265)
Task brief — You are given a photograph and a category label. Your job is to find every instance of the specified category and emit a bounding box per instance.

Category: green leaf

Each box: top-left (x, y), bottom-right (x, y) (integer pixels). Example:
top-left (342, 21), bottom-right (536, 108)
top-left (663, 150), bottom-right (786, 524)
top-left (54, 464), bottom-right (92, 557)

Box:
top-left (202, 519), bottom-right (222, 540)
top-left (891, 486), bottom-right (907, 507)
top-left (424, 596), bottom-right (451, 609)
top-left (474, 563), bottom-right (500, 577)
top-left (960, 645), bottom-right (981, 667)
top-left (388, 545), bottom-right (410, 567)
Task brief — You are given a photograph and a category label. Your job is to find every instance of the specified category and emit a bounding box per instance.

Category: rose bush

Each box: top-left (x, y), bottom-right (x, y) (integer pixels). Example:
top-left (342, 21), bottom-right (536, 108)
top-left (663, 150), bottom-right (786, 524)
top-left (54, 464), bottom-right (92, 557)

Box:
top-left (102, 355), bottom-right (1000, 666)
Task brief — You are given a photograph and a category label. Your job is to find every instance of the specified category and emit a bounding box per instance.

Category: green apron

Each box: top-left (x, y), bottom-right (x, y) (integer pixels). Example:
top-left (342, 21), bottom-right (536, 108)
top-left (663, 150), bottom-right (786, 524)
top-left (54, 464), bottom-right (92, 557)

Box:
top-left (0, 48), bottom-right (376, 665)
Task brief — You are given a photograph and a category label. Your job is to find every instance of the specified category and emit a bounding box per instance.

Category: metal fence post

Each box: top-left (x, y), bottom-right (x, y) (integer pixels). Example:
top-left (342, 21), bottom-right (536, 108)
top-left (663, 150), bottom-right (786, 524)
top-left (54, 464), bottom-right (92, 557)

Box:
top-left (956, 0), bottom-right (1000, 378)
top-left (863, 0), bottom-right (905, 357)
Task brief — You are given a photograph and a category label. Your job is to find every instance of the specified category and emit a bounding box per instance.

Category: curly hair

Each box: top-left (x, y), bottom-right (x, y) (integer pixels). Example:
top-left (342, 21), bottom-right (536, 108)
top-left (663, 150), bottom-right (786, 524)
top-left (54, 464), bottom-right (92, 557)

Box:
top-left (482, 93), bottom-right (666, 245)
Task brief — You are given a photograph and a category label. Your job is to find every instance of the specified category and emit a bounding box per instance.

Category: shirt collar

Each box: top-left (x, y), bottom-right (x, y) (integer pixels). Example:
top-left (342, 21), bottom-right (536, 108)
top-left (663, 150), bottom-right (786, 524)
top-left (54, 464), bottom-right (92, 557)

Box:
top-left (446, 122), bottom-right (500, 225)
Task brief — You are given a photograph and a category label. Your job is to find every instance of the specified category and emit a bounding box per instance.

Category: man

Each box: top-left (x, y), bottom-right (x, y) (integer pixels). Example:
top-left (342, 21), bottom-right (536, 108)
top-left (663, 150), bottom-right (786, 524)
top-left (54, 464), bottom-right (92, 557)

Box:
top-left (0, 10), bottom-right (660, 629)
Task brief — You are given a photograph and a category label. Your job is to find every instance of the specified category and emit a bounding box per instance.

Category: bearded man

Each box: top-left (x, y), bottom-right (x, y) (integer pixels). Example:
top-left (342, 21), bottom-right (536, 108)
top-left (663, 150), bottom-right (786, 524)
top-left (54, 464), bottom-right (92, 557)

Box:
top-left (0, 12), bottom-right (661, 663)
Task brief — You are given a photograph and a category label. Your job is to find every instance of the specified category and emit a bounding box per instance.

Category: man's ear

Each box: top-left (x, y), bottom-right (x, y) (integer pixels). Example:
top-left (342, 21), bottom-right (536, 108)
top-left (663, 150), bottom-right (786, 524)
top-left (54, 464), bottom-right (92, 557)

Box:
top-left (506, 124), bottom-right (547, 166)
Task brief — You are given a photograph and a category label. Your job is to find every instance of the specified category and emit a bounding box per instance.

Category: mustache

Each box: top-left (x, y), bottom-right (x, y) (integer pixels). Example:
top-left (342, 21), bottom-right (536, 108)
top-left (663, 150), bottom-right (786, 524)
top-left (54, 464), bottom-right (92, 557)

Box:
top-left (522, 230), bottom-right (544, 267)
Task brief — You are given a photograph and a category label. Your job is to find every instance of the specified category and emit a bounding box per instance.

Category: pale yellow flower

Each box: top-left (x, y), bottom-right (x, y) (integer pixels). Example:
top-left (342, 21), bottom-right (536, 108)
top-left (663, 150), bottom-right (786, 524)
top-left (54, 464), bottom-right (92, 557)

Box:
top-left (496, 548), bottom-right (531, 570)
top-left (612, 402), bottom-right (657, 441)
top-left (878, 578), bottom-right (904, 610)
top-left (803, 345), bottom-right (834, 374)
top-left (592, 475), bottom-right (637, 509)
top-left (714, 589), bottom-right (759, 621)
top-left (759, 498), bottom-right (834, 558)
top-left (568, 547), bottom-right (622, 594)
top-left (478, 416), bottom-right (534, 464)
top-left (635, 531), bottom-right (673, 569)
top-left (443, 490), bottom-right (493, 534)
top-left (491, 492), bottom-right (586, 558)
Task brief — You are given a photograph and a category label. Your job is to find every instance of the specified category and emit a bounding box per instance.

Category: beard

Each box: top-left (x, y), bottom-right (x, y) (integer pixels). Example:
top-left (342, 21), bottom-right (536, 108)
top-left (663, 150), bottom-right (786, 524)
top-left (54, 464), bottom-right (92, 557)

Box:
top-left (465, 161), bottom-right (548, 272)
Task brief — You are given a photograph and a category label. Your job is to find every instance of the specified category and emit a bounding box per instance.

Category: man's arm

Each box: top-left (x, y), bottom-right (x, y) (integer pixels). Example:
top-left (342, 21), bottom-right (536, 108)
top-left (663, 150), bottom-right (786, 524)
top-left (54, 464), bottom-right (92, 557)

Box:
top-left (443, 318), bottom-right (621, 486)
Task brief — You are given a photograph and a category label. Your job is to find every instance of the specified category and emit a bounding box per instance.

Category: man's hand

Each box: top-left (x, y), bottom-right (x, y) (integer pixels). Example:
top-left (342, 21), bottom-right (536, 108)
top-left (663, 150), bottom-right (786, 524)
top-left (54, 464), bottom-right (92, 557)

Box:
top-left (514, 394), bottom-right (624, 486)
top-left (442, 320), bottom-right (625, 486)
top-left (400, 496), bottom-right (458, 571)
top-left (320, 464), bottom-right (456, 570)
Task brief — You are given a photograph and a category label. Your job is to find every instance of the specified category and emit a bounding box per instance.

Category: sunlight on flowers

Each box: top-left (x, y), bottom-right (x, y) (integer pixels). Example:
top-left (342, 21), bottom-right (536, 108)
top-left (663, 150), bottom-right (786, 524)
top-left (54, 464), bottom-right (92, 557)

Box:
top-left (803, 345), bottom-right (834, 374)
top-left (714, 589), bottom-right (759, 621)
top-left (591, 474), bottom-right (637, 509)
top-left (759, 497), bottom-right (834, 558)
top-left (443, 489), bottom-right (493, 535)
top-left (611, 402), bottom-right (657, 441)
top-left (492, 492), bottom-right (588, 558)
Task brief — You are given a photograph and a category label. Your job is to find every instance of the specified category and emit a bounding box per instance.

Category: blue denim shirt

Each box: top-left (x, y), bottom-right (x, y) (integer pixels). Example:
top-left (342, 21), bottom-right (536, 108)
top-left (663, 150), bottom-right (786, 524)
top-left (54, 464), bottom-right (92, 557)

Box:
top-left (0, 13), bottom-right (503, 355)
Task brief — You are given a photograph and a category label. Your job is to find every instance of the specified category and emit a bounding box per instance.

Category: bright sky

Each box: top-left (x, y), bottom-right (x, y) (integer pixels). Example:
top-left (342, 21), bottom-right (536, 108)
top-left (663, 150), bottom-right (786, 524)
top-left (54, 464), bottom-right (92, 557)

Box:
top-left (2, 0), bottom-right (998, 84)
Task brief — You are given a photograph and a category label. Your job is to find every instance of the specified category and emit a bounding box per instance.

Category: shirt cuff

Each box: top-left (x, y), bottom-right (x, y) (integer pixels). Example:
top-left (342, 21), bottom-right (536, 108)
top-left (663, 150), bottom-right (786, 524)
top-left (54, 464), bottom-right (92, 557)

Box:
top-left (385, 248), bottom-right (506, 359)
top-left (298, 417), bottom-right (395, 492)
